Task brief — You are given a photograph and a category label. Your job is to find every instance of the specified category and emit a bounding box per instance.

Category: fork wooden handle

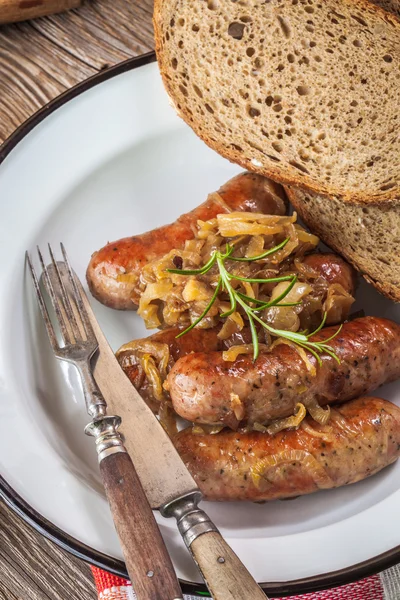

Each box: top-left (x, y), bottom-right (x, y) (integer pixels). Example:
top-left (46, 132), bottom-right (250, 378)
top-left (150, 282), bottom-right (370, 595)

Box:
top-left (100, 451), bottom-right (183, 600)
top-left (0, 0), bottom-right (83, 24)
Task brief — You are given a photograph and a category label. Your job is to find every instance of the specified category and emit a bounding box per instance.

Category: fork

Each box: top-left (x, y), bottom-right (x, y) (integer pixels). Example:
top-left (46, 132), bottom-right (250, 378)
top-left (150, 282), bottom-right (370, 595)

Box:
top-left (26, 244), bottom-right (183, 600)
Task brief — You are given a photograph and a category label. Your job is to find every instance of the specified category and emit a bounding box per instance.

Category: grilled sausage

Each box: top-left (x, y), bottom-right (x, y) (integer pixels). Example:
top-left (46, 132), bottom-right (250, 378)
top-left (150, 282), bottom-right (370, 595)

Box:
top-left (174, 397), bottom-right (400, 501)
top-left (117, 326), bottom-right (224, 392)
top-left (301, 253), bottom-right (357, 295)
top-left (86, 172), bottom-right (287, 310)
top-left (166, 317), bottom-right (400, 429)
top-left (300, 252), bottom-right (357, 326)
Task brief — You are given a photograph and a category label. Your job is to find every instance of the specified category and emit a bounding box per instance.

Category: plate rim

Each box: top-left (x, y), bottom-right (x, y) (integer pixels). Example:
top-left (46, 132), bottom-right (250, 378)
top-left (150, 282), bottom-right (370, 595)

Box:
top-left (0, 50), bottom-right (399, 596)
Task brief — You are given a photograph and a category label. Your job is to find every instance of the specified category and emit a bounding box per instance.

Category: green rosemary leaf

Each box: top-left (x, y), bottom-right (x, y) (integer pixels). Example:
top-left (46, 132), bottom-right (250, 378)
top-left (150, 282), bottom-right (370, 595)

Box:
top-left (316, 323), bottom-right (343, 344)
top-left (247, 312), bottom-right (259, 361)
top-left (309, 312), bottom-right (328, 337)
top-left (217, 257), bottom-right (237, 318)
top-left (315, 345), bottom-right (341, 364)
top-left (236, 291), bottom-right (269, 306)
top-left (231, 274), bottom-right (295, 284)
top-left (229, 237), bottom-right (290, 262)
top-left (167, 252), bottom-right (217, 276)
top-left (220, 293), bottom-right (237, 318)
top-left (255, 275), bottom-right (298, 309)
top-left (237, 294), bottom-right (300, 309)
top-left (250, 311), bottom-right (309, 343)
top-left (295, 341), bottom-right (323, 367)
top-left (175, 279), bottom-right (222, 338)
top-left (222, 243), bottom-right (235, 258)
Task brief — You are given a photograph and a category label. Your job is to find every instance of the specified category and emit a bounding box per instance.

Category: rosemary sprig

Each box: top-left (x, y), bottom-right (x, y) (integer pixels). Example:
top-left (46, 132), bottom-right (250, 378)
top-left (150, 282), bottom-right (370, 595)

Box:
top-left (167, 241), bottom-right (341, 362)
top-left (228, 237), bottom-right (290, 261)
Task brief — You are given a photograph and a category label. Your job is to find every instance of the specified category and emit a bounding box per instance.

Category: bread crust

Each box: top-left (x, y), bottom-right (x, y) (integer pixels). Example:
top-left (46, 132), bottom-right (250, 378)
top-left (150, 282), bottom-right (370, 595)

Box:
top-left (371, 0), bottom-right (400, 18)
top-left (153, 0), bottom-right (400, 205)
top-left (285, 186), bottom-right (400, 302)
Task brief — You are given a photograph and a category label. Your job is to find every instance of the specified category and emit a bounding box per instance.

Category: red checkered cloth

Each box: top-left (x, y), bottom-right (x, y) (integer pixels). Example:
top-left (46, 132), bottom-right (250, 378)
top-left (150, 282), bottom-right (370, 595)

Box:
top-left (92, 564), bottom-right (400, 599)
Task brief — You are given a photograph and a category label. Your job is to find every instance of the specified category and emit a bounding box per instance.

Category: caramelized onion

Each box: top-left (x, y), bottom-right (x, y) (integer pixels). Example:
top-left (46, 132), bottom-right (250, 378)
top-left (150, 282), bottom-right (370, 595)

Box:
top-left (182, 279), bottom-right (213, 302)
top-left (264, 280), bottom-right (313, 332)
top-left (245, 235), bottom-right (266, 258)
top-left (158, 401), bottom-right (178, 437)
top-left (324, 283), bottom-right (355, 325)
top-left (294, 225), bottom-right (320, 247)
top-left (253, 403), bottom-right (307, 435)
top-left (138, 281), bottom-right (173, 326)
top-left (217, 212), bottom-right (295, 237)
top-left (303, 397), bottom-right (331, 425)
top-left (222, 343), bottom-right (267, 362)
top-left (135, 208), bottom-right (337, 342)
top-left (271, 338), bottom-right (316, 376)
top-left (251, 449), bottom-right (333, 489)
top-left (141, 353), bottom-right (164, 402)
top-left (191, 424), bottom-right (225, 435)
top-left (300, 421), bottom-right (335, 442)
top-left (218, 312), bottom-right (245, 340)
top-left (116, 340), bottom-right (170, 379)
top-left (294, 258), bottom-right (320, 279)
top-left (230, 393), bottom-right (245, 422)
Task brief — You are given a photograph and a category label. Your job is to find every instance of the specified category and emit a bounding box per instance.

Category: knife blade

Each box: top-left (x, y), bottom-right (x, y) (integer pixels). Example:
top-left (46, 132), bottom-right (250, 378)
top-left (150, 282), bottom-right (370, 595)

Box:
top-left (77, 275), bottom-right (268, 600)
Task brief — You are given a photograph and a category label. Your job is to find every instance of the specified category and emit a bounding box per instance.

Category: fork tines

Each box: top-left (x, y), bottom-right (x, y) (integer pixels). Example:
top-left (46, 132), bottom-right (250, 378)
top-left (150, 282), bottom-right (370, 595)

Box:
top-left (26, 244), bottom-right (96, 352)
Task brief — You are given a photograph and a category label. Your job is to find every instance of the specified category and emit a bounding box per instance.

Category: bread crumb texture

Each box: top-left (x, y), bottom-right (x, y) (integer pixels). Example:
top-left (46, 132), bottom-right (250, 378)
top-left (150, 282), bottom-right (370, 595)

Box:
top-left (154, 0), bottom-right (400, 202)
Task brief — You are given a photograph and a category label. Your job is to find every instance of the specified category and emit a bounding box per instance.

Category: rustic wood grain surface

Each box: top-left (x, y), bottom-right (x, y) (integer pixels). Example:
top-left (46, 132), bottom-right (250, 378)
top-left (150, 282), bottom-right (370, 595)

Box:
top-left (0, 501), bottom-right (97, 600)
top-left (0, 1), bottom-right (154, 598)
top-left (0, 0), bottom-right (154, 145)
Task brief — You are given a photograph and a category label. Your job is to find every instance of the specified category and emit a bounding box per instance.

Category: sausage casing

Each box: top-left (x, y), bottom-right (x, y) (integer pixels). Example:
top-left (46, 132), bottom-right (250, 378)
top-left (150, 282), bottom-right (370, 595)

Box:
top-left (174, 397), bottom-right (400, 501)
top-left (301, 253), bottom-right (356, 296)
top-left (86, 172), bottom-right (287, 309)
top-left (167, 317), bottom-right (400, 428)
top-left (117, 326), bottom-right (224, 393)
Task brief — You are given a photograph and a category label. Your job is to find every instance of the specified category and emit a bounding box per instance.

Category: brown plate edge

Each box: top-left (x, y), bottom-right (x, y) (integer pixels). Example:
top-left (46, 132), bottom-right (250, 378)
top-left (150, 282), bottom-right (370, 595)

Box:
top-left (0, 50), bottom-right (399, 597)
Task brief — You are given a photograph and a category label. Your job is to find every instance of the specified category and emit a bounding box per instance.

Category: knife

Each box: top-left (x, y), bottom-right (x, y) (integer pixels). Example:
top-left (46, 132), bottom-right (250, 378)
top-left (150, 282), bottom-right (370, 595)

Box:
top-left (78, 278), bottom-right (268, 599)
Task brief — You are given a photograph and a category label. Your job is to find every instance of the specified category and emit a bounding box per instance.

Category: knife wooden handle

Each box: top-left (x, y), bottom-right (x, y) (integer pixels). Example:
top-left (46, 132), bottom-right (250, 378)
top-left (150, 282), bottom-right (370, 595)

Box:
top-left (100, 451), bottom-right (183, 600)
top-left (190, 531), bottom-right (267, 600)
top-left (0, 0), bottom-right (83, 24)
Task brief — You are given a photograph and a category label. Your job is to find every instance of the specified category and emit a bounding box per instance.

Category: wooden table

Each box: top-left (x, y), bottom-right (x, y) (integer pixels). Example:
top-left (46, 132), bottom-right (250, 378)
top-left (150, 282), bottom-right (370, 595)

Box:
top-left (0, 2), bottom-right (153, 598)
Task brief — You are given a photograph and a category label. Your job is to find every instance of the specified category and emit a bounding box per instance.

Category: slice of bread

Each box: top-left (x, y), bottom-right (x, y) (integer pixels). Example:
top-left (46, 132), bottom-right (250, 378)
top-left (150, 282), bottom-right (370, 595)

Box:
top-left (372, 0), bottom-right (400, 18)
top-left (154, 0), bottom-right (400, 203)
top-left (286, 185), bottom-right (400, 301)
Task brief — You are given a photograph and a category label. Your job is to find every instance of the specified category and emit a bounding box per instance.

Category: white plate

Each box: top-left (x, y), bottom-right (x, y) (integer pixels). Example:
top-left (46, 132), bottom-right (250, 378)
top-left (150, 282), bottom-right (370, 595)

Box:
top-left (1, 54), bottom-right (399, 595)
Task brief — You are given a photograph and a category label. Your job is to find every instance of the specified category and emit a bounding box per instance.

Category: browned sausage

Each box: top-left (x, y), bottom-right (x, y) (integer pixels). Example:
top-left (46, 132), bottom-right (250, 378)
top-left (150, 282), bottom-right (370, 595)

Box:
top-left (86, 172), bottom-right (287, 310)
top-left (302, 253), bottom-right (357, 296)
top-left (300, 252), bottom-right (357, 326)
top-left (174, 397), bottom-right (400, 501)
top-left (166, 317), bottom-right (400, 428)
top-left (117, 326), bottom-right (225, 392)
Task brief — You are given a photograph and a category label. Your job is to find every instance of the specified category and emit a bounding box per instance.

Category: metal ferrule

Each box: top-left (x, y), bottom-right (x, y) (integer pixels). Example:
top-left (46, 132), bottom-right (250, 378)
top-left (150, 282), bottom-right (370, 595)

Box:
top-left (85, 415), bottom-right (126, 463)
top-left (160, 491), bottom-right (218, 548)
